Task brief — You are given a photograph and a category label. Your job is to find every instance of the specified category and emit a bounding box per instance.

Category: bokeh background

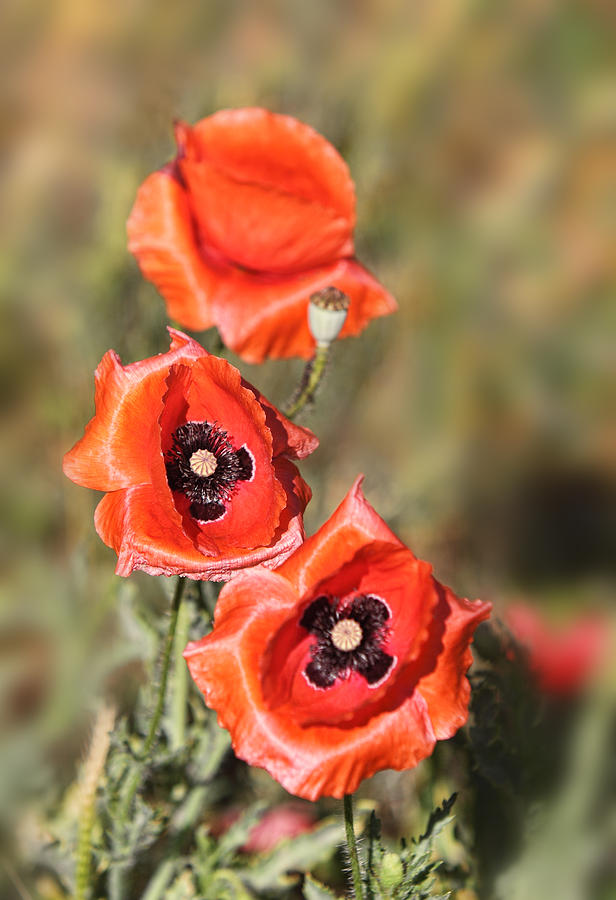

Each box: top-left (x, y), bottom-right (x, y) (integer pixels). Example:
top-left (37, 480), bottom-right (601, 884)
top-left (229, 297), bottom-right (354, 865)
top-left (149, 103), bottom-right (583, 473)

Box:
top-left (1, 0), bottom-right (615, 896)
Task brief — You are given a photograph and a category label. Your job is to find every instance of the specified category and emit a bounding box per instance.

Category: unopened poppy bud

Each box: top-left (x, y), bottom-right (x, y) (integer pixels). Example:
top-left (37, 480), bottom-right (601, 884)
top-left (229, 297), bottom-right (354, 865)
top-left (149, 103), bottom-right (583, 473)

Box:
top-left (308, 286), bottom-right (350, 347)
top-left (380, 852), bottom-right (404, 889)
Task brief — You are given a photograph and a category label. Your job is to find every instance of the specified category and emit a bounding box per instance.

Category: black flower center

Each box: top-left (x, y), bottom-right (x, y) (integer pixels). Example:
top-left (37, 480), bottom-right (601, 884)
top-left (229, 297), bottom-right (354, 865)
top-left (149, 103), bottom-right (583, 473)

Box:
top-left (299, 593), bottom-right (394, 689)
top-left (165, 421), bottom-right (253, 522)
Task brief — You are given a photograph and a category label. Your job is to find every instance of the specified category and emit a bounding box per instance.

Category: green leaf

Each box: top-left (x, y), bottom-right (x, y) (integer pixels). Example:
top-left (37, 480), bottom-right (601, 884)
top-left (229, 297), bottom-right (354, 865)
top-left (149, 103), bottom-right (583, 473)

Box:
top-left (239, 816), bottom-right (345, 892)
top-left (303, 873), bottom-right (343, 899)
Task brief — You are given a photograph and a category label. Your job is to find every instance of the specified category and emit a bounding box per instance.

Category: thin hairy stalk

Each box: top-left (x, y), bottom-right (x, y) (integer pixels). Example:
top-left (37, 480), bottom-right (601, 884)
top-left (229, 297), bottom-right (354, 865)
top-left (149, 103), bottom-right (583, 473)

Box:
top-left (109, 576), bottom-right (186, 900)
top-left (343, 793), bottom-right (365, 899)
top-left (75, 703), bottom-right (116, 900)
top-left (170, 595), bottom-right (191, 752)
top-left (283, 343), bottom-right (330, 418)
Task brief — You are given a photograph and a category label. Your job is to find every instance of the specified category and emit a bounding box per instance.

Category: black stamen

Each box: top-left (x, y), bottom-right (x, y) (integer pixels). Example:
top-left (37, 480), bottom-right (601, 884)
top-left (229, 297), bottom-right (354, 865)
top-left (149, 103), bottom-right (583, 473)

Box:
top-left (165, 421), bottom-right (253, 521)
top-left (300, 593), bottom-right (394, 689)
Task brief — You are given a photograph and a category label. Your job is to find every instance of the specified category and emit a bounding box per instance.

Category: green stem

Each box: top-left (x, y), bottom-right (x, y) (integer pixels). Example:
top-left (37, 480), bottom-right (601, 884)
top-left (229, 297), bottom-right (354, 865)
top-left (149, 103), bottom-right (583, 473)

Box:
top-left (343, 794), bottom-right (364, 899)
top-left (75, 800), bottom-right (95, 900)
top-left (110, 576), bottom-right (186, 900)
top-left (283, 343), bottom-right (330, 419)
top-left (170, 595), bottom-right (191, 752)
top-left (141, 575), bottom-right (186, 759)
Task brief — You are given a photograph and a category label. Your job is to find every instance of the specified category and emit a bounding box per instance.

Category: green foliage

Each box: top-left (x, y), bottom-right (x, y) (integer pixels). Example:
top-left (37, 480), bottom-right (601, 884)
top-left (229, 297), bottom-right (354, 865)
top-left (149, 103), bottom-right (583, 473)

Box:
top-left (303, 873), bottom-right (342, 899)
top-left (359, 795), bottom-right (457, 900)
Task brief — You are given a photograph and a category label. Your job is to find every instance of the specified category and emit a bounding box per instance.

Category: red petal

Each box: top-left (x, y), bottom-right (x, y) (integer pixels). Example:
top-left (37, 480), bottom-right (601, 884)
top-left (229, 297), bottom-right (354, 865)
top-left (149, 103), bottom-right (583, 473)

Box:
top-left (179, 111), bottom-right (355, 218)
top-left (95, 478), bottom-right (306, 581)
top-left (212, 257), bottom-right (397, 363)
top-left (127, 169), bottom-right (218, 330)
top-left (176, 356), bottom-right (283, 553)
top-left (185, 568), bottom-right (437, 800)
top-left (63, 330), bottom-right (205, 491)
top-left (264, 545), bottom-right (438, 727)
top-left (176, 110), bottom-right (355, 274)
top-left (240, 378), bottom-right (319, 460)
top-left (276, 476), bottom-right (404, 596)
top-left (416, 586), bottom-right (492, 739)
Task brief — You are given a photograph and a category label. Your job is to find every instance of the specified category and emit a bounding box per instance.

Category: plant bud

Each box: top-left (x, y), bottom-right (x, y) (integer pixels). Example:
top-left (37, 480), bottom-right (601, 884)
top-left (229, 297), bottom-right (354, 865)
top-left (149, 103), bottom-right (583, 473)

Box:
top-left (380, 851), bottom-right (404, 889)
top-left (308, 286), bottom-right (350, 346)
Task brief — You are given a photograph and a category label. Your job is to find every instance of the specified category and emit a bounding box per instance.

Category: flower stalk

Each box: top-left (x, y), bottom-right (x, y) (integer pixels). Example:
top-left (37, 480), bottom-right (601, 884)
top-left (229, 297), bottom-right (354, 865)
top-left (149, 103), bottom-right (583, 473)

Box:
top-left (110, 576), bottom-right (186, 900)
top-left (75, 703), bottom-right (116, 900)
top-left (283, 343), bottom-right (330, 419)
top-left (284, 286), bottom-right (350, 419)
top-left (343, 793), bottom-right (365, 899)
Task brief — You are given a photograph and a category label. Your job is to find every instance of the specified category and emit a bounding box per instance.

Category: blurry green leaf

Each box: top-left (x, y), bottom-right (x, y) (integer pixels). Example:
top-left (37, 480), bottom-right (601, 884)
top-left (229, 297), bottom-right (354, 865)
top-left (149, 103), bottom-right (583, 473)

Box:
top-left (239, 816), bottom-right (345, 892)
top-left (303, 873), bottom-right (342, 899)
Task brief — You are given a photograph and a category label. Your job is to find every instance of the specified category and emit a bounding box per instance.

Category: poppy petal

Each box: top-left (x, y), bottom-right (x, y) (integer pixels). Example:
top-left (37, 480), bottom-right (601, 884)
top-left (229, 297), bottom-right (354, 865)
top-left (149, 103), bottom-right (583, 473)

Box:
top-left (240, 378), bottom-right (320, 460)
top-left (276, 475), bottom-right (404, 596)
top-left (185, 482), bottom-right (490, 797)
top-left (177, 108), bottom-right (355, 230)
top-left (127, 168), bottom-right (218, 330)
top-left (65, 330), bottom-right (316, 580)
top-left (184, 568), bottom-right (437, 800)
top-left (211, 257), bottom-right (397, 363)
top-left (63, 330), bottom-right (205, 491)
top-left (416, 585), bottom-right (492, 739)
top-left (95, 481), bottom-right (306, 581)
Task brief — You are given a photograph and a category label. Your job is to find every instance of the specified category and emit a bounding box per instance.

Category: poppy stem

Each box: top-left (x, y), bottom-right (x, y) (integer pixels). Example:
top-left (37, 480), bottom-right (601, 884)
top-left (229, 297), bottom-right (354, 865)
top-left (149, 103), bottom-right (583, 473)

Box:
top-left (343, 793), bottom-right (365, 899)
top-left (109, 576), bottom-right (186, 900)
top-left (170, 590), bottom-right (191, 751)
top-left (142, 575), bottom-right (186, 758)
top-left (283, 343), bottom-right (330, 419)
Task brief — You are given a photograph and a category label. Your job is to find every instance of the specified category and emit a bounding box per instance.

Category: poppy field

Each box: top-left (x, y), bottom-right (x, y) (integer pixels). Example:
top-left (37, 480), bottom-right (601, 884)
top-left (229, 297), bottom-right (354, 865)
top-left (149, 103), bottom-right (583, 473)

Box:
top-left (1, 2), bottom-right (615, 898)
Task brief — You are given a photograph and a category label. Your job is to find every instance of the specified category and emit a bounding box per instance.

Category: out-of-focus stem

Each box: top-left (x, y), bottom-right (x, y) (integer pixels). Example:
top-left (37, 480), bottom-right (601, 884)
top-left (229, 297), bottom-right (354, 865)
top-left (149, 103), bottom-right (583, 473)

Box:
top-left (110, 576), bottom-right (185, 900)
top-left (75, 704), bottom-right (116, 900)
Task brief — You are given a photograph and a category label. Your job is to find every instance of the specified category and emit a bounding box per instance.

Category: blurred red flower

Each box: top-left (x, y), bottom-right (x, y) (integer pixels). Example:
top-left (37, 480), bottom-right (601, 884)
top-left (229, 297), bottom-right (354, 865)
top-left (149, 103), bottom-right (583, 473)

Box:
top-left (127, 108), bottom-right (397, 362)
top-left (506, 604), bottom-right (608, 696)
top-left (185, 477), bottom-right (491, 799)
top-left (63, 329), bottom-right (317, 580)
top-left (212, 803), bottom-right (317, 854)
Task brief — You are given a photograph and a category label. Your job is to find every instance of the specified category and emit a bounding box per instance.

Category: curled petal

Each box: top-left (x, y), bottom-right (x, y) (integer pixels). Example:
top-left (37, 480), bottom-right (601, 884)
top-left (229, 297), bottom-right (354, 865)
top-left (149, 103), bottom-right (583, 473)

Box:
top-left (177, 109), bottom-right (355, 225)
top-left (128, 109), bottom-right (396, 362)
top-left (127, 169), bottom-right (218, 330)
top-left (415, 585), bottom-right (492, 738)
top-left (277, 475), bottom-right (403, 596)
top-left (185, 480), bottom-right (490, 797)
top-left (185, 568), bottom-right (437, 799)
top-left (64, 330), bottom-right (316, 579)
top-left (213, 258), bottom-right (397, 363)
top-left (63, 329), bottom-right (205, 491)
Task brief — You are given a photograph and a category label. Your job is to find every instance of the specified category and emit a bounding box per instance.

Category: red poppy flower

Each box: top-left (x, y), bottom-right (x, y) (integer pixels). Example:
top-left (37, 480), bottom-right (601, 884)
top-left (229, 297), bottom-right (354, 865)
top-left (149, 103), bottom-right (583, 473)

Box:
top-left (127, 108), bottom-right (397, 363)
top-left (212, 803), bottom-right (317, 854)
top-left (63, 329), bottom-right (318, 580)
top-left (506, 604), bottom-right (608, 696)
top-left (184, 477), bottom-right (491, 799)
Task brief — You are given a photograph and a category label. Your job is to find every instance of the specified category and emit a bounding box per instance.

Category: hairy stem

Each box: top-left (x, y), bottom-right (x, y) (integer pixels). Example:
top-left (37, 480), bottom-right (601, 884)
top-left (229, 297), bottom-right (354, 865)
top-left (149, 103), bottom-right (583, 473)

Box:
top-left (109, 576), bottom-right (186, 900)
top-left (283, 343), bottom-right (330, 419)
top-left (170, 594), bottom-right (191, 752)
top-left (75, 704), bottom-right (116, 900)
top-left (344, 793), bottom-right (364, 899)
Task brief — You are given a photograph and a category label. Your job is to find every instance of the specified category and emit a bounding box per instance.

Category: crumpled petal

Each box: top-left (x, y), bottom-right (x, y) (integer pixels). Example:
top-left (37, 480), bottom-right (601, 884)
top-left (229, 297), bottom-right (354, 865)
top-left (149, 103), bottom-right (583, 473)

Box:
top-left (62, 330), bottom-right (205, 491)
top-left (127, 168), bottom-right (218, 330)
top-left (64, 329), bottom-right (317, 580)
top-left (212, 257), bottom-right (397, 363)
top-left (185, 479), bottom-right (491, 797)
top-left (127, 109), bottom-right (397, 361)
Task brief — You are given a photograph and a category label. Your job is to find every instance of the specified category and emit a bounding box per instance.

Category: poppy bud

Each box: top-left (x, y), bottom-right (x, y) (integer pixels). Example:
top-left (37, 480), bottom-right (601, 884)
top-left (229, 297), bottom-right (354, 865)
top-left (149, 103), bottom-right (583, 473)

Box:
top-left (308, 286), bottom-right (350, 347)
top-left (380, 852), bottom-right (404, 890)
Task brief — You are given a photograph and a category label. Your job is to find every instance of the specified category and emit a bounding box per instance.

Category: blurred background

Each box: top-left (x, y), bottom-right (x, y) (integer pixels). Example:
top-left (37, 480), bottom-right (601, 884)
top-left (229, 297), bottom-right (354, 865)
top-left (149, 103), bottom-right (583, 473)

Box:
top-left (1, 0), bottom-right (614, 896)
